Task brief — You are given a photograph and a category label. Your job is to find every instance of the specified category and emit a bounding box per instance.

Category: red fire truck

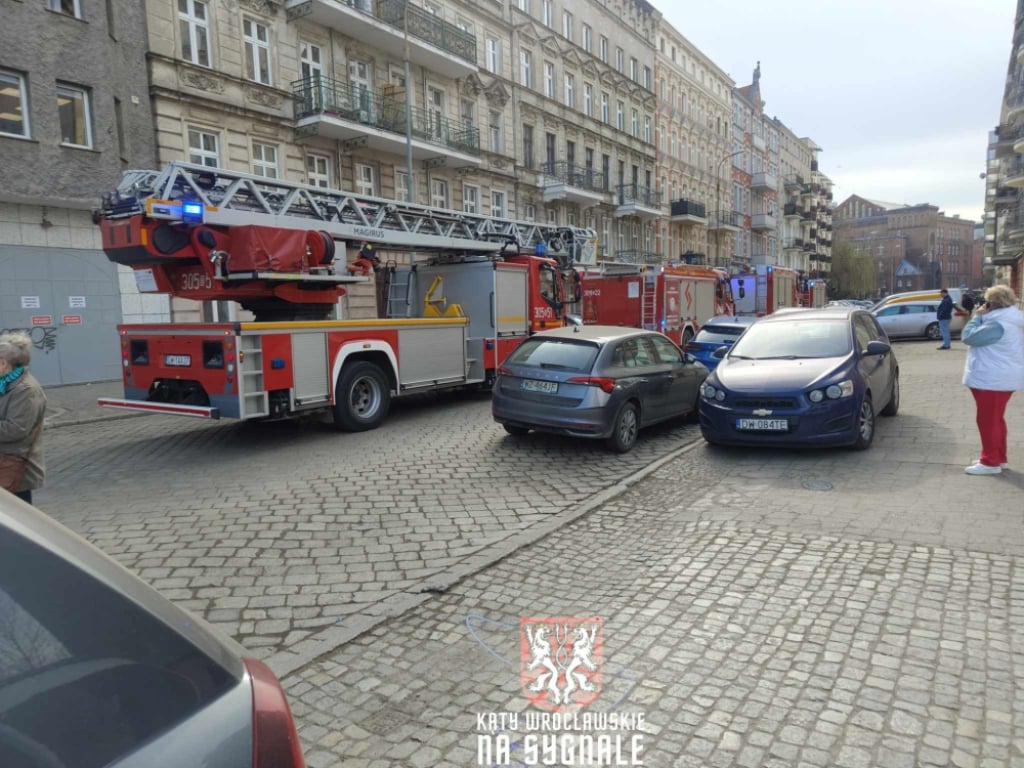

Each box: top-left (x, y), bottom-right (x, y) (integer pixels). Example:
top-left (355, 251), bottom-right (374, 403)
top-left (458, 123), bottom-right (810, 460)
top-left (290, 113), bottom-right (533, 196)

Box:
top-left (95, 162), bottom-right (596, 430)
top-left (730, 265), bottom-right (804, 316)
top-left (575, 262), bottom-right (735, 346)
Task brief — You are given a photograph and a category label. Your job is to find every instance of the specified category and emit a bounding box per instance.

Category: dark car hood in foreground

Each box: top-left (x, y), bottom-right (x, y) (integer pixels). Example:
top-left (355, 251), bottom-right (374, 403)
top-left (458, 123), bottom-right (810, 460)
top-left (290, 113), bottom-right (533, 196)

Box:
top-left (714, 355), bottom-right (850, 392)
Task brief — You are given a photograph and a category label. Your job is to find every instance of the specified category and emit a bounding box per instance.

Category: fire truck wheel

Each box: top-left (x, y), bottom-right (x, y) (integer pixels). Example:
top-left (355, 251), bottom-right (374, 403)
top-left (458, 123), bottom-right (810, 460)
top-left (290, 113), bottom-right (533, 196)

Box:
top-left (606, 402), bottom-right (639, 453)
top-left (681, 328), bottom-right (695, 346)
top-left (851, 394), bottom-right (875, 451)
top-left (334, 361), bottom-right (391, 432)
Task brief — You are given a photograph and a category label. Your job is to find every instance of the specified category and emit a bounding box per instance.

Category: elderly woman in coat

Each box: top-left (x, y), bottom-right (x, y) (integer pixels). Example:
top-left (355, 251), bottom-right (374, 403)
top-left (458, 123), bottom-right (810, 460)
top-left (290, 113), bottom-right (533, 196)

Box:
top-left (0, 331), bottom-right (47, 503)
top-left (961, 285), bottom-right (1024, 475)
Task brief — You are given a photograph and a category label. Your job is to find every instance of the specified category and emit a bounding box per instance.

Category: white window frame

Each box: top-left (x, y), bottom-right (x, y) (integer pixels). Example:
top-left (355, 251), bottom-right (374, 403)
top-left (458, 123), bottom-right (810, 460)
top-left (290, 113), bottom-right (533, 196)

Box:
top-left (601, 92), bottom-right (609, 123)
top-left (56, 84), bottom-right (93, 148)
top-left (643, 66), bottom-right (652, 90)
top-left (187, 127), bottom-right (220, 167)
top-left (178, 0), bottom-right (211, 68)
top-left (517, 0), bottom-right (529, 12)
top-left (252, 142), bottom-right (279, 178)
top-left (615, 47), bottom-right (624, 73)
top-left (486, 38), bottom-right (500, 74)
top-left (616, 101), bottom-right (624, 131)
top-left (49, 0), bottom-right (82, 18)
top-left (564, 73), bottom-right (574, 108)
top-left (396, 169), bottom-right (410, 202)
top-left (525, 204), bottom-right (536, 221)
top-left (599, 36), bottom-right (608, 63)
top-left (491, 190), bottom-right (506, 218)
top-left (583, 83), bottom-right (593, 117)
top-left (306, 153), bottom-right (332, 188)
top-left (542, 0), bottom-right (553, 27)
top-left (355, 163), bottom-right (376, 196)
top-left (630, 57), bottom-right (638, 81)
top-left (544, 61), bottom-right (555, 99)
top-left (582, 24), bottom-right (592, 53)
top-left (431, 178), bottom-right (449, 208)
top-left (489, 109), bottom-right (503, 154)
top-left (562, 10), bottom-right (572, 40)
top-left (461, 98), bottom-right (476, 127)
top-left (463, 184), bottom-right (479, 214)
top-left (520, 50), bottom-right (532, 89)
top-left (243, 17), bottom-right (271, 85)
top-left (0, 70), bottom-right (30, 138)
top-left (643, 115), bottom-right (651, 143)
top-left (631, 109), bottom-right (638, 137)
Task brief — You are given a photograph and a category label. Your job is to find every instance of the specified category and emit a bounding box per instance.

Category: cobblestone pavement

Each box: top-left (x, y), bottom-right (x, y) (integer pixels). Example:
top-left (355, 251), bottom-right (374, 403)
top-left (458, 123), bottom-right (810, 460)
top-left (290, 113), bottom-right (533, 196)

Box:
top-left (34, 385), bottom-right (700, 665)
top-left (276, 341), bottom-right (1024, 768)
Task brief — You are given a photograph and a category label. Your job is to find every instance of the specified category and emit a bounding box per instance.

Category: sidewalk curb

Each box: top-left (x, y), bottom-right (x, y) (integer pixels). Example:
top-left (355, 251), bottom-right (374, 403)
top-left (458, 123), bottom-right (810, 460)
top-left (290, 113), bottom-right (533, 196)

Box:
top-left (266, 435), bottom-right (704, 679)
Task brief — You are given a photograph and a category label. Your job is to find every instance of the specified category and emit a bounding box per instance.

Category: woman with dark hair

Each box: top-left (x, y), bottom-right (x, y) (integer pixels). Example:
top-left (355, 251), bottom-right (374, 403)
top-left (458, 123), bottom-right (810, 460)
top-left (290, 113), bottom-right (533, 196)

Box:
top-left (0, 331), bottom-right (47, 503)
top-left (961, 285), bottom-right (1024, 475)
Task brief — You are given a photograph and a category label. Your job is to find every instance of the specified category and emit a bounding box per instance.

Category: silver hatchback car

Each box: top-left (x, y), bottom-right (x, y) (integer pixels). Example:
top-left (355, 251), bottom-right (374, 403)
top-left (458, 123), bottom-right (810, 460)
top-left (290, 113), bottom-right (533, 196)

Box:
top-left (492, 325), bottom-right (709, 452)
top-left (0, 491), bottom-right (306, 768)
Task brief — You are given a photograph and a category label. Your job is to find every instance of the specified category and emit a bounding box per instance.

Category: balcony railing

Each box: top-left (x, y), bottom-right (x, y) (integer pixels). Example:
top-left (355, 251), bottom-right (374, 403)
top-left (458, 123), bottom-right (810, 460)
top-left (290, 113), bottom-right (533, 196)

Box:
top-left (541, 162), bottom-right (605, 193)
top-left (678, 251), bottom-right (708, 265)
top-left (337, 0), bottom-right (477, 64)
top-left (784, 202), bottom-right (800, 217)
top-left (617, 184), bottom-right (662, 208)
top-left (292, 76), bottom-right (479, 155)
top-left (709, 210), bottom-right (741, 229)
top-left (616, 249), bottom-right (661, 265)
top-left (811, 160), bottom-right (819, 171)
top-left (670, 199), bottom-right (707, 219)
top-left (783, 174), bottom-right (803, 190)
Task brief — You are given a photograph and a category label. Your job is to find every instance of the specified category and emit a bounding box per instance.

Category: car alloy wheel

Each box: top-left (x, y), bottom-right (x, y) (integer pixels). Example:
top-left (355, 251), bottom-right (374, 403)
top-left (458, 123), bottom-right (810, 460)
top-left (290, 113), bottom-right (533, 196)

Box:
top-left (606, 402), bottom-right (639, 453)
top-left (852, 395), bottom-right (875, 450)
top-left (925, 322), bottom-right (941, 341)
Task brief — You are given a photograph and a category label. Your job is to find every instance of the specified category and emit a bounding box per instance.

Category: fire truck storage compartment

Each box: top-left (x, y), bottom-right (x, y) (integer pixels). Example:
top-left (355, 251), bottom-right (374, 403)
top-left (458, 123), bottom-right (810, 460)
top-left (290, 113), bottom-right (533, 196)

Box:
top-left (396, 322), bottom-right (469, 389)
top-left (412, 261), bottom-right (529, 339)
top-left (290, 332), bottom-right (330, 405)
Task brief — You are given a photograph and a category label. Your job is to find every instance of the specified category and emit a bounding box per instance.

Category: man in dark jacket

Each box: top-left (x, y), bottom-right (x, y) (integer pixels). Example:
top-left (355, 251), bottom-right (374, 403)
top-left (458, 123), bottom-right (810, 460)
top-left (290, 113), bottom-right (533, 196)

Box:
top-left (936, 288), bottom-right (954, 349)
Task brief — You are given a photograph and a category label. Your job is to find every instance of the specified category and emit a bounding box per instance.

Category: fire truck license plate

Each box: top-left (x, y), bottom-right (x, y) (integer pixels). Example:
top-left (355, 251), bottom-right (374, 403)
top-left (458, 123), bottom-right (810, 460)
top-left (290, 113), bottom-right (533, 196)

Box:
top-left (736, 418), bottom-right (788, 431)
top-left (521, 379), bottom-right (558, 394)
top-left (165, 354), bottom-right (192, 367)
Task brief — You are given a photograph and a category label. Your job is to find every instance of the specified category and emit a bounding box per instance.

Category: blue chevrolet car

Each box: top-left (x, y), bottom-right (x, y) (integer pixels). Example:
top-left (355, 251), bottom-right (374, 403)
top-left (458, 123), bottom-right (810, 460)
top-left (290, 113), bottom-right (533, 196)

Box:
top-left (683, 316), bottom-right (759, 371)
top-left (699, 307), bottom-right (899, 450)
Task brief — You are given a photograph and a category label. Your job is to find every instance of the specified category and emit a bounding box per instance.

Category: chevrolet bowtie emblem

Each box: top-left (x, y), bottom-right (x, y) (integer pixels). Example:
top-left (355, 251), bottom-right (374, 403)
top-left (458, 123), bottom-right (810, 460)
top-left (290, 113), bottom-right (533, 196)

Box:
top-left (752, 408), bottom-right (773, 417)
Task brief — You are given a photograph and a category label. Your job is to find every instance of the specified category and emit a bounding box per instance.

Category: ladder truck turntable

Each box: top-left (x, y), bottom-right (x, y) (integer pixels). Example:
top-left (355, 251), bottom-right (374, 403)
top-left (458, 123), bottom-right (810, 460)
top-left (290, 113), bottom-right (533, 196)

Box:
top-left (95, 162), bottom-right (597, 431)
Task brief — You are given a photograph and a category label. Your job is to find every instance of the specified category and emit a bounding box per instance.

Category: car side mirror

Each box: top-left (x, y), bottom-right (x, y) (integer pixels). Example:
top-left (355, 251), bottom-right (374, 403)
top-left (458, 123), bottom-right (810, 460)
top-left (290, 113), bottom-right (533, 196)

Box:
top-left (864, 340), bottom-right (890, 356)
top-left (712, 345), bottom-right (728, 359)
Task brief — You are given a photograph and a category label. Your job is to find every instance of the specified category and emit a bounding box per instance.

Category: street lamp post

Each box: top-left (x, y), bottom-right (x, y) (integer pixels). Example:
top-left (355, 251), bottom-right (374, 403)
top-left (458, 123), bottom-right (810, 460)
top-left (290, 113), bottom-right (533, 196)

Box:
top-left (715, 150), bottom-right (743, 268)
top-left (403, 1), bottom-right (414, 205)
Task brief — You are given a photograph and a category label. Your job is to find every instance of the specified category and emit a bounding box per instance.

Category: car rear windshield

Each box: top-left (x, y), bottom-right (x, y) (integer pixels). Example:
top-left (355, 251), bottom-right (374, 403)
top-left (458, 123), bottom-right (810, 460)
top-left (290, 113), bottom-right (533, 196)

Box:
top-left (729, 318), bottom-right (853, 359)
top-left (0, 526), bottom-right (237, 768)
top-left (506, 338), bottom-right (600, 372)
top-left (695, 325), bottom-right (748, 344)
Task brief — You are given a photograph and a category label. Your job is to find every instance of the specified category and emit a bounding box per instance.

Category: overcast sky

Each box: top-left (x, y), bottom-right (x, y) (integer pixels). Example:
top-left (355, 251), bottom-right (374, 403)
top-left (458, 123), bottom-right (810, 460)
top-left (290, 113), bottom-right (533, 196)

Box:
top-left (663, 0), bottom-right (1016, 224)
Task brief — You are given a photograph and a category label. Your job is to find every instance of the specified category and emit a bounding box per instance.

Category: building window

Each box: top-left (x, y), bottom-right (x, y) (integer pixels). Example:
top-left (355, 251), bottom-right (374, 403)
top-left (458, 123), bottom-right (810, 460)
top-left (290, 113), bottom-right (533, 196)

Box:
top-left (178, 0), bottom-right (211, 67)
top-left (517, 0), bottom-right (529, 11)
top-left (564, 74), bottom-right (574, 108)
top-left (187, 127), bottom-right (219, 167)
top-left (601, 92), bottom-right (609, 123)
top-left (252, 142), bottom-right (279, 178)
top-left (583, 83), bottom-right (593, 117)
top-left (616, 101), bottom-right (624, 131)
top-left (615, 47), bottom-right (624, 73)
top-left (463, 184), bottom-right (479, 213)
top-left (523, 124), bottom-right (534, 169)
top-left (48, 0), bottom-right (82, 17)
top-left (525, 204), bottom-right (536, 221)
top-left (355, 164), bottom-right (375, 196)
top-left (562, 11), bottom-right (572, 40)
top-left (599, 36), bottom-right (608, 63)
top-left (547, 209), bottom-right (557, 225)
top-left (306, 153), bottom-right (332, 188)
top-left (602, 154), bottom-right (609, 191)
top-left (243, 18), bottom-right (271, 84)
top-left (544, 61), bottom-right (555, 98)
top-left (520, 50), bottom-right (532, 89)
top-left (643, 115), bottom-right (651, 143)
top-left (431, 178), bottom-right (448, 208)
top-left (631, 109), bottom-right (638, 137)
top-left (486, 38), bottom-right (501, 74)
top-left (542, 0), bottom-right (552, 27)
top-left (396, 169), bottom-right (410, 201)
top-left (642, 66), bottom-right (652, 90)
top-left (56, 84), bottom-right (92, 148)
top-left (489, 109), bottom-right (503, 154)
top-left (0, 70), bottom-right (29, 138)
top-left (491, 190), bottom-right (506, 217)
top-left (461, 98), bottom-right (476, 127)
top-left (582, 24), bottom-right (592, 52)
top-left (629, 57), bottom-right (638, 81)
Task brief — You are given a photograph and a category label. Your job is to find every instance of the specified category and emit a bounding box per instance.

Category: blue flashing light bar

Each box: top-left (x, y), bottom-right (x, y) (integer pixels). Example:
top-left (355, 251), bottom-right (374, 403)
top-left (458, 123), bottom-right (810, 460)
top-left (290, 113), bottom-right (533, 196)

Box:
top-left (181, 201), bottom-right (205, 224)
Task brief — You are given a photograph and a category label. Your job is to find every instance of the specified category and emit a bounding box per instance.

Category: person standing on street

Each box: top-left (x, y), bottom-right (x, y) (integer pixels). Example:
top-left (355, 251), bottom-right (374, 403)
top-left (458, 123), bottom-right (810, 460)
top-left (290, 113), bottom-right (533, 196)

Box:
top-left (936, 288), bottom-right (955, 349)
top-left (0, 332), bottom-right (47, 503)
top-left (961, 285), bottom-right (1024, 475)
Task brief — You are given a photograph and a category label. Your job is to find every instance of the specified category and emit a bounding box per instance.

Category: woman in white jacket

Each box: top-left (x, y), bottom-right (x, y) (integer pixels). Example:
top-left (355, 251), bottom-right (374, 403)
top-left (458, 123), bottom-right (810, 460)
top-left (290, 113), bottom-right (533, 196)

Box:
top-left (961, 285), bottom-right (1024, 475)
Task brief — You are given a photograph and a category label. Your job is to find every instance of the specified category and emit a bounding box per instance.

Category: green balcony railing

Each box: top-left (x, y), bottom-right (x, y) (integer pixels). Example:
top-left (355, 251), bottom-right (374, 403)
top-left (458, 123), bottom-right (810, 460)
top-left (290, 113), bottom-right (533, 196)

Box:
top-left (341, 0), bottom-right (477, 64)
top-left (292, 76), bottom-right (479, 156)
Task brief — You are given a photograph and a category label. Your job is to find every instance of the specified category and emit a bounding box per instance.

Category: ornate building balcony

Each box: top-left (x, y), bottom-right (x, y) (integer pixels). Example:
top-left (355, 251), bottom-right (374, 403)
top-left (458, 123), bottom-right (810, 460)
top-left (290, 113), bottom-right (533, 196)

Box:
top-left (292, 77), bottom-right (480, 167)
top-left (615, 184), bottom-right (662, 220)
top-left (616, 249), bottom-right (661, 265)
top-left (750, 171), bottom-right (778, 190)
top-left (541, 162), bottom-right (606, 207)
top-left (751, 212), bottom-right (777, 231)
top-left (669, 199), bottom-right (708, 224)
top-left (707, 210), bottom-right (742, 231)
top-left (285, 0), bottom-right (477, 78)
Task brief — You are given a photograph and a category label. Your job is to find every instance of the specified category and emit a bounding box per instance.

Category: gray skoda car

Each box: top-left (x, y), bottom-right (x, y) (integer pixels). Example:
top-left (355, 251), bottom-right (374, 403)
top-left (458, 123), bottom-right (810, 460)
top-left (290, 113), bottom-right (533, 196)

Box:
top-left (492, 325), bottom-right (708, 452)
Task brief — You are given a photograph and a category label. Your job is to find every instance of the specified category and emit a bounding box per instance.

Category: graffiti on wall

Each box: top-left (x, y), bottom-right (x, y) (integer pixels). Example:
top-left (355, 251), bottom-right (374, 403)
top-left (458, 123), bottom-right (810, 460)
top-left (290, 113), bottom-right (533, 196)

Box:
top-left (0, 327), bottom-right (58, 353)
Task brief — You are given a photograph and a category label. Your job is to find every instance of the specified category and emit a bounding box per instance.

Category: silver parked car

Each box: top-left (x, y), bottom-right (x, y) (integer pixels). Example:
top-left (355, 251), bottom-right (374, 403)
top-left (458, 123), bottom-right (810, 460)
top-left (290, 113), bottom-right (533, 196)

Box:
top-left (492, 325), bottom-right (709, 452)
top-left (0, 491), bottom-right (306, 768)
top-left (872, 300), bottom-right (967, 340)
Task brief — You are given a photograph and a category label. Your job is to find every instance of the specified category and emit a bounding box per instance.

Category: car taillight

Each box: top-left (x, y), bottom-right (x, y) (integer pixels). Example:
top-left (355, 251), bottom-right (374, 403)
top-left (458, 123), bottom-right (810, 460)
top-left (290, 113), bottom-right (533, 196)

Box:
top-left (567, 376), bottom-right (617, 394)
top-left (498, 366), bottom-right (513, 376)
top-left (245, 658), bottom-right (306, 768)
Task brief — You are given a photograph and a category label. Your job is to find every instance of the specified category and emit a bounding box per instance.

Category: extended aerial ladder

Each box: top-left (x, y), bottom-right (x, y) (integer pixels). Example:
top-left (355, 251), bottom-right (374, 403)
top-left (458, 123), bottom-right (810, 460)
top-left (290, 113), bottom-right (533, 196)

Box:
top-left (98, 162), bottom-right (597, 320)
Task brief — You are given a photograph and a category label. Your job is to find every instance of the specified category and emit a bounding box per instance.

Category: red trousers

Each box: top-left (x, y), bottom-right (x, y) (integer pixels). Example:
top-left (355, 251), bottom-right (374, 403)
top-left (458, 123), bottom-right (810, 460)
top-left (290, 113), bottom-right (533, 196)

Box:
top-left (970, 388), bottom-right (1014, 467)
